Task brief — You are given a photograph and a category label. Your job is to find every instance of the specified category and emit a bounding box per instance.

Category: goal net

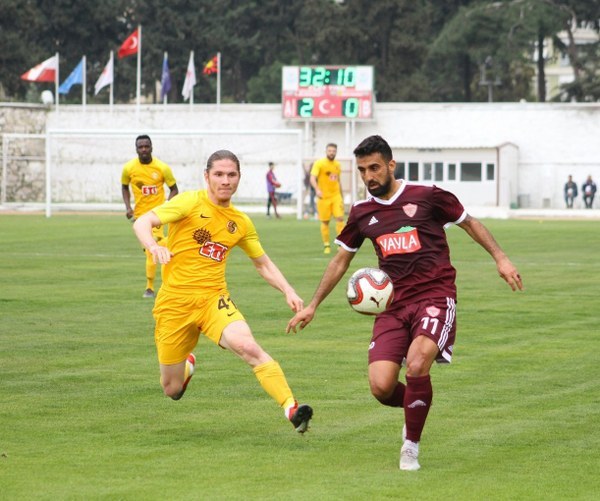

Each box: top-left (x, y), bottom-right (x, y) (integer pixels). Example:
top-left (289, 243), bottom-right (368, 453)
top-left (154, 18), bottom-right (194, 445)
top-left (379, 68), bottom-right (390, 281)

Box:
top-left (1, 129), bottom-right (304, 217)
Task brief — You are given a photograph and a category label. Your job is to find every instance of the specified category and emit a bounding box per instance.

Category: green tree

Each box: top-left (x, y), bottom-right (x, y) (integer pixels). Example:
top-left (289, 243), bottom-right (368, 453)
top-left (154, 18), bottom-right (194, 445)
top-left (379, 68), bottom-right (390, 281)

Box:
top-left (0, 0), bottom-right (132, 103)
top-left (0, 0), bottom-right (45, 100)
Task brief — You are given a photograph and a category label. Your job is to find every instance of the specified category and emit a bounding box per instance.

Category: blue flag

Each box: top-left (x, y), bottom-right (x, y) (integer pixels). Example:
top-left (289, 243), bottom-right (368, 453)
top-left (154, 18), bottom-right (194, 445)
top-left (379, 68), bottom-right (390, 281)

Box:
top-left (160, 53), bottom-right (171, 101)
top-left (58, 58), bottom-right (84, 95)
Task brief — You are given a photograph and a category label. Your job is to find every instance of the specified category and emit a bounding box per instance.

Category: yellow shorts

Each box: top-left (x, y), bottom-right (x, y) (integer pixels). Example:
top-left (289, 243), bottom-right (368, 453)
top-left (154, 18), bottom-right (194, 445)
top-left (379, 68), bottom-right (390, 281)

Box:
top-left (152, 287), bottom-right (245, 365)
top-left (143, 227), bottom-right (168, 258)
top-left (152, 225), bottom-right (167, 245)
top-left (317, 194), bottom-right (344, 221)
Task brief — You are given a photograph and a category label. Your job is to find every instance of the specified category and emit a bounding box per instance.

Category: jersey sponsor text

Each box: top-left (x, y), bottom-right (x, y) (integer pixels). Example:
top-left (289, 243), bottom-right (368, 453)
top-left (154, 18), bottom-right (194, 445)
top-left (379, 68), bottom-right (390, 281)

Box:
top-left (376, 227), bottom-right (421, 257)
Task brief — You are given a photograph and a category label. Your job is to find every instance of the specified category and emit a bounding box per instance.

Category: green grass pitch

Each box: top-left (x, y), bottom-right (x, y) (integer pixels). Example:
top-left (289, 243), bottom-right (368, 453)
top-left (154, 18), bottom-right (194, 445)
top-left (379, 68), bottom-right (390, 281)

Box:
top-left (0, 213), bottom-right (599, 500)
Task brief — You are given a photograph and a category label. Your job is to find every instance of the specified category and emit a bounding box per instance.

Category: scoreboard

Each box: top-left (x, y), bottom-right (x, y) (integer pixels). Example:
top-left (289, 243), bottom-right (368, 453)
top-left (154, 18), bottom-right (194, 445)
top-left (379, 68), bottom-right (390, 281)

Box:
top-left (282, 65), bottom-right (374, 120)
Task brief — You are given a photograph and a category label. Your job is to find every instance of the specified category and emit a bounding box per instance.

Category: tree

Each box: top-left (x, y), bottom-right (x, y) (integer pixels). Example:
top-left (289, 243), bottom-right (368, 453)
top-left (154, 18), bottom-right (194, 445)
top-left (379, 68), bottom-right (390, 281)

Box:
top-left (0, 0), bottom-right (46, 100)
top-left (1, 0), bottom-right (597, 104)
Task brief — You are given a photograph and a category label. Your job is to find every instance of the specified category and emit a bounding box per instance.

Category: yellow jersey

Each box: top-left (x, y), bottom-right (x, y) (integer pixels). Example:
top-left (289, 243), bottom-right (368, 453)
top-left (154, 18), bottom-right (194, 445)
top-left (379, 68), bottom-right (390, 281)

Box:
top-left (310, 157), bottom-right (342, 199)
top-left (121, 157), bottom-right (177, 219)
top-left (153, 190), bottom-right (265, 292)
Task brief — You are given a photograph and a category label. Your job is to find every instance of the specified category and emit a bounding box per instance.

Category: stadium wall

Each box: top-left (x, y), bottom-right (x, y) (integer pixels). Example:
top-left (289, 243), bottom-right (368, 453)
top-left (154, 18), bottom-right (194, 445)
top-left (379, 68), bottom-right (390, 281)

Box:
top-left (1, 102), bottom-right (600, 210)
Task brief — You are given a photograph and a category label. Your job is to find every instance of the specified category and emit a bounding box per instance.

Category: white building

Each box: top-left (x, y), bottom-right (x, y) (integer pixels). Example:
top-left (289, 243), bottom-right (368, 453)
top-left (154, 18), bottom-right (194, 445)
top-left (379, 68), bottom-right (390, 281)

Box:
top-left (1, 101), bottom-right (599, 213)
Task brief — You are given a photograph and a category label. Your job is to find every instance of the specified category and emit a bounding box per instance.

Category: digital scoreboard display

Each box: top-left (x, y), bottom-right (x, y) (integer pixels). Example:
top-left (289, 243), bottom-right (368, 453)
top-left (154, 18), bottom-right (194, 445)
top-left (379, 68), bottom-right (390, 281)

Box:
top-left (282, 66), bottom-right (374, 120)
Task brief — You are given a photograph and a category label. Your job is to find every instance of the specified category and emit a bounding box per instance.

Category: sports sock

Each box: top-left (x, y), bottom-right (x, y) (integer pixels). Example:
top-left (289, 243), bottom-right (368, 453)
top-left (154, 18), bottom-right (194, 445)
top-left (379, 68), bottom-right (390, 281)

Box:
top-left (335, 220), bottom-right (344, 236)
top-left (253, 360), bottom-right (294, 408)
top-left (184, 358), bottom-right (192, 380)
top-left (320, 222), bottom-right (330, 247)
top-left (377, 381), bottom-right (406, 407)
top-left (403, 374), bottom-right (432, 443)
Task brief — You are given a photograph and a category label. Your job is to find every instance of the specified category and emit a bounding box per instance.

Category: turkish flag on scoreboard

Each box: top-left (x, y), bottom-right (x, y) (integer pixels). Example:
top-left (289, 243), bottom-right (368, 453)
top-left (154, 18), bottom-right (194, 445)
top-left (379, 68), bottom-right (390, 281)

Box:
top-left (21, 55), bottom-right (58, 82)
top-left (118, 28), bottom-right (139, 58)
top-left (203, 55), bottom-right (218, 75)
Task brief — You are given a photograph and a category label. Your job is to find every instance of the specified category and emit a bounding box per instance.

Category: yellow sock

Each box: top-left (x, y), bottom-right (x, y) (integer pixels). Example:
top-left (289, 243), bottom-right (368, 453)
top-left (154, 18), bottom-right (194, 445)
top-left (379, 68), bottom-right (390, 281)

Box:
top-left (320, 222), bottom-right (330, 247)
top-left (335, 220), bottom-right (345, 236)
top-left (253, 360), bottom-right (294, 408)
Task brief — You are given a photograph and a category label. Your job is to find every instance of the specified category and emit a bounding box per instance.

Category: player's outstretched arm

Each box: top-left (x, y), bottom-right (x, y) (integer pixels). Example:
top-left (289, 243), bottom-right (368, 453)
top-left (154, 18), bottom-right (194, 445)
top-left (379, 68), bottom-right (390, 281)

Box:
top-left (133, 212), bottom-right (172, 265)
top-left (286, 247), bottom-right (354, 333)
top-left (251, 254), bottom-right (304, 312)
top-left (457, 214), bottom-right (523, 291)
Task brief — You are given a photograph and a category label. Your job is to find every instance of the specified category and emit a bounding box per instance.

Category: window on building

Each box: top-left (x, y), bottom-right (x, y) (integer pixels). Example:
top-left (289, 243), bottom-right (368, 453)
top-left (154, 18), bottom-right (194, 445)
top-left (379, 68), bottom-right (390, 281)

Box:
top-left (423, 162), bottom-right (444, 181)
top-left (423, 162), bottom-right (432, 180)
top-left (460, 162), bottom-right (482, 181)
top-left (394, 162), bottom-right (405, 179)
top-left (408, 162), bottom-right (419, 181)
top-left (448, 163), bottom-right (456, 180)
top-left (486, 163), bottom-right (495, 180)
top-left (434, 162), bottom-right (443, 181)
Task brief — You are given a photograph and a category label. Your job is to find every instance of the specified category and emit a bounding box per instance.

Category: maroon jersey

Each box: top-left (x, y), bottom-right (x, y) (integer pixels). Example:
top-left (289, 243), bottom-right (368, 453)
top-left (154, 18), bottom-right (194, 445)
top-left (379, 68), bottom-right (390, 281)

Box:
top-left (335, 182), bottom-right (466, 306)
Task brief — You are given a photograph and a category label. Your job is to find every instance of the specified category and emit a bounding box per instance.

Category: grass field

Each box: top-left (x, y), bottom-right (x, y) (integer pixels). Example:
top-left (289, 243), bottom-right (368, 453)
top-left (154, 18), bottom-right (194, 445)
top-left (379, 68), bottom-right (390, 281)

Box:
top-left (1, 213), bottom-right (599, 500)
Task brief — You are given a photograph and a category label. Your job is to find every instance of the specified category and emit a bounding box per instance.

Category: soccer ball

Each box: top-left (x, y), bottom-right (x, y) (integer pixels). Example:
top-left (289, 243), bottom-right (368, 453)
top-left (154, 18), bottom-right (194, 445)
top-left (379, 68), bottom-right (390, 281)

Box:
top-left (346, 267), bottom-right (394, 315)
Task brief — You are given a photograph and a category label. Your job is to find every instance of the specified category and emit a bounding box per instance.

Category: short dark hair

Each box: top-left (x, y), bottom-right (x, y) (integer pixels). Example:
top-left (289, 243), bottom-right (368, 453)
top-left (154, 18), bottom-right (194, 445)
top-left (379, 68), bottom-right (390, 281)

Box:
top-left (206, 149), bottom-right (240, 172)
top-left (326, 143), bottom-right (337, 149)
top-left (135, 134), bottom-right (151, 146)
top-left (353, 135), bottom-right (392, 163)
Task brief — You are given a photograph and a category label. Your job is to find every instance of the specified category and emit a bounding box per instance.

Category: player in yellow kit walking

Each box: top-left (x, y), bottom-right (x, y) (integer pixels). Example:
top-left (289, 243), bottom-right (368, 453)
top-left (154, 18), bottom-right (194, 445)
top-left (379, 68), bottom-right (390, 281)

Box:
top-left (121, 135), bottom-right (179, 298)
top-left (310, 143), bottom-right (345, 254)
top-left (133, 149), bottom-right (313, 433)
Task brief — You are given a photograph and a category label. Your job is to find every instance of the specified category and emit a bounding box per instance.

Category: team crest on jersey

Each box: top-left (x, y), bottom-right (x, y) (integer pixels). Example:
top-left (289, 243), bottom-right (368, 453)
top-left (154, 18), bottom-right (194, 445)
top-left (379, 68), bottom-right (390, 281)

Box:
top-left (193, 228), bottom-right (211, 245)
top-left (375, 226), bottom-right (421, 257)
top-left (426, 306), bottom-right (440, 317)
top-left (227, 220), bottom-right (237, 234)
top-left (402, 203), bottom-right (417, 217)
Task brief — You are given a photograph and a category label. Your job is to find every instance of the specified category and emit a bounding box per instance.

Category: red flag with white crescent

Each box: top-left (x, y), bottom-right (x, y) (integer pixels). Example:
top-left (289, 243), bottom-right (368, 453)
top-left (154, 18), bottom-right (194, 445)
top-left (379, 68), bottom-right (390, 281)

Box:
top-left (118, 28), bottom-right (139, 59)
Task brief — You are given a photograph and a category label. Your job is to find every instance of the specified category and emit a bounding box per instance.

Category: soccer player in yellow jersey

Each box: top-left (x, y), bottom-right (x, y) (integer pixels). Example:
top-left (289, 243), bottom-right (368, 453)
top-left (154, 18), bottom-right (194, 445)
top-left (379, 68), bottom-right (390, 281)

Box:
top-left (310, 143), bottom-right (345, 254)
top-left (121, 135), bottom-right (179, 298)
top-left (132, 149), bottom-right (313, 433)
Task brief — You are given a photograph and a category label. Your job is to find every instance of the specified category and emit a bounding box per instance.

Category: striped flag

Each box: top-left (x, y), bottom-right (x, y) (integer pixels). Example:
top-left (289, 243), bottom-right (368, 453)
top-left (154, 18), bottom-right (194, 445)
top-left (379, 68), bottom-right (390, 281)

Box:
top-left (21, 55), bottom-right (58, 82)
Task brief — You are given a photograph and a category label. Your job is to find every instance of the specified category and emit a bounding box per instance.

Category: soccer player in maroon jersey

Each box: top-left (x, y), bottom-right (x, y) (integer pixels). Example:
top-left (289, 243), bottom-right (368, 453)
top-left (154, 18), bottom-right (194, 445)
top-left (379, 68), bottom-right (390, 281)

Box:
top-left (287, 135), bottom-right (523, 470)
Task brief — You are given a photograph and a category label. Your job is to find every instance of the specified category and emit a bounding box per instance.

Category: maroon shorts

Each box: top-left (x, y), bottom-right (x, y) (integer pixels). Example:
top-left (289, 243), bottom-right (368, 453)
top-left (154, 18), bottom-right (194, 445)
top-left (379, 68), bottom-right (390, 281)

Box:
top-left (368, 297), bottom-right (457, 365)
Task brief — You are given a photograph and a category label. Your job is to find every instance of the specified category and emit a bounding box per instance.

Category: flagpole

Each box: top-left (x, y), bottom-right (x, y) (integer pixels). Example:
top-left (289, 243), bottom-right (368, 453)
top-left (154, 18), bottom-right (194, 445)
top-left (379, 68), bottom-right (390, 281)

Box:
top-left (216, 52), bottom-right (221, 113)
top-left (55, 52), bottom-right (60, 114)
top-left (82, 56), bottom-right (87, 111)
top-left (190, 51), bottom-right (194, 109)
top-left (136, 24), bottom-right (142, 118)
top-left (163, 51), bottom-right (168, 106)
top-left (109, 51), bottom-right (114, 113)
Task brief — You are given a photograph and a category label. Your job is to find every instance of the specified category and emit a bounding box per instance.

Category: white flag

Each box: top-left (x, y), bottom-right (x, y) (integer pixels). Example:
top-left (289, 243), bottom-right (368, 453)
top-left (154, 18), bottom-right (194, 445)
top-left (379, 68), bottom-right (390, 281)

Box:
top-left (94, 55), bottom-right (114, 95)
top-left (181, 51), bottom-right (196, 101)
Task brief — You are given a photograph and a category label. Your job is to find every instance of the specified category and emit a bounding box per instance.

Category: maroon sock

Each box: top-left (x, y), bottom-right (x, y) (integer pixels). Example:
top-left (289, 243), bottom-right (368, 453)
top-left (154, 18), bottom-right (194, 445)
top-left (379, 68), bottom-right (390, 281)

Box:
top-left (403, 374), bottom-right (432, 442)
top-left (376, 382), bottom-right (406, 407)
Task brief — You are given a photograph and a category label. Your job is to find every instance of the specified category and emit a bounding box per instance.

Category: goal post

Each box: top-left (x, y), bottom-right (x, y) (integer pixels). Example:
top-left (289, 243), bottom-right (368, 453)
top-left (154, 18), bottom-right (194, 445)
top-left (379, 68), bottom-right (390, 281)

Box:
top-left (39, 128), bottom-right (304, 218)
